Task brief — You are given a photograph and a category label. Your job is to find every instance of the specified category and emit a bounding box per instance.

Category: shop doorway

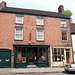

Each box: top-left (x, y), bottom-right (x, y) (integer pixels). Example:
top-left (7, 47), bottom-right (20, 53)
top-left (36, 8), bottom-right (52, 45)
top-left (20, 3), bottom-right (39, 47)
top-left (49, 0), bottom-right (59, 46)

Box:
top-left (27, 48), bottom-right (37, 65)
top-left (66, 49), bottom-right (70, 64)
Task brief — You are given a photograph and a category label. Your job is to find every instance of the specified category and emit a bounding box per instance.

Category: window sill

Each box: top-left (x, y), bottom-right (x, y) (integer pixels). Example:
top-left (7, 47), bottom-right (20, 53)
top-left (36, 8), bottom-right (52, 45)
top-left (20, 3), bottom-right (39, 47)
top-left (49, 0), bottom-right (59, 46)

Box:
top-left (36, 40), bottom-right (44, 42)
top-left (36, 25), bottom-right (44, 26)
top-left (62, 41), bottom-right (69, 43)
top-left (61, 27), bottom-right (67, 28)
top-left (14, 39), bottom-right (23, 41)
top-left (15, 23), bottom-right (24, 25)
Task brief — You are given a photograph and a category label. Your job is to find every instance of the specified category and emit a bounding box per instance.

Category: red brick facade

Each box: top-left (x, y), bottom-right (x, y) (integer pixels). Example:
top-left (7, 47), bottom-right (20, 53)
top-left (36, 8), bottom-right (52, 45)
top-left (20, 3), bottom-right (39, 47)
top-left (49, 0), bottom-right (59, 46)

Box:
top-left (0, 12), bottom-right (72, 67)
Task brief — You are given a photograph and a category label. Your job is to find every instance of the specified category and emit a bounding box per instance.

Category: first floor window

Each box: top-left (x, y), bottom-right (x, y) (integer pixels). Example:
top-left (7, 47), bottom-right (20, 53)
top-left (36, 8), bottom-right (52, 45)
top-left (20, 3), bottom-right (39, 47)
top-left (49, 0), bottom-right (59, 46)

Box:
top-left (52, 48), bottom-right (64, 62)
top-left (62, 32), bottom-right (67, 40)
top-left (15, 28), bottom-right (23, 40)
top-left (37, 30), bottom-right (44, 41)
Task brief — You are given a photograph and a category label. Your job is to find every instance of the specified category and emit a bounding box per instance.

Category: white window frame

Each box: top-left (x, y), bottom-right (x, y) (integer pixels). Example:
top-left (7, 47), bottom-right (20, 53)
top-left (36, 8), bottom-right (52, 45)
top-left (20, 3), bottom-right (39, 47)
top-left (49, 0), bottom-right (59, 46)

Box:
top-left (37, 30), bottom-right (44, 41)
top-left (61, 21), bottom-right (67, 27)
top-left (15, 16), bottom-right (23, 24)
top-left (15, 28), bottom-right (23, 40)
top-left (37, 18), bottom-right (43, 25)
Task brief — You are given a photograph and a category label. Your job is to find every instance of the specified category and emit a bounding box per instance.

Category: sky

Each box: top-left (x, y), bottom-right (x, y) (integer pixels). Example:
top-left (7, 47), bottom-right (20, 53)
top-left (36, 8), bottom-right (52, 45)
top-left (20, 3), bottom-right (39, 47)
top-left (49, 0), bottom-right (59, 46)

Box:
top-left (0, 0), bottom-right (75, 23)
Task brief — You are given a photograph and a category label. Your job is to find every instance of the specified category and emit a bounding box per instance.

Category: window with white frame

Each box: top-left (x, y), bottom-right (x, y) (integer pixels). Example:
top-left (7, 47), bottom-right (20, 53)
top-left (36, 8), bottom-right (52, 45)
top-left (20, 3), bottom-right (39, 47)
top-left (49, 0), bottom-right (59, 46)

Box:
top-left (16, 16), bottom-right (23, 24)
top-left (15, 28), bottom-right (23, 40)
top-left (62, 31), bottom-right (67, 41)
top-left (37, 30), bottom-right (44, 41)
top-left (61, 21), bottom-right (67, 27)
top-left (37, 18), bottom-right (43, 25)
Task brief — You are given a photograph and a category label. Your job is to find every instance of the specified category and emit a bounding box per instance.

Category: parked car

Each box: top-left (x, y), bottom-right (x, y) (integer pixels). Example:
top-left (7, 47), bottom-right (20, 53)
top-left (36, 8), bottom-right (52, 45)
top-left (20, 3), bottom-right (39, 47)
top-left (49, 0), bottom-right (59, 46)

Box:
top-left (64, 62), bottom-right (75, 72)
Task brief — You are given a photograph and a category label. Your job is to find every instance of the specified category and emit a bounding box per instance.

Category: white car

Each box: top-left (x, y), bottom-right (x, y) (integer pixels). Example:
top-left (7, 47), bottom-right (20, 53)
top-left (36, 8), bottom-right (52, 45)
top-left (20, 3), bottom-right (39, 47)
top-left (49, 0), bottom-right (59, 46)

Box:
top-left (64, 62), bottom-right (75, 72)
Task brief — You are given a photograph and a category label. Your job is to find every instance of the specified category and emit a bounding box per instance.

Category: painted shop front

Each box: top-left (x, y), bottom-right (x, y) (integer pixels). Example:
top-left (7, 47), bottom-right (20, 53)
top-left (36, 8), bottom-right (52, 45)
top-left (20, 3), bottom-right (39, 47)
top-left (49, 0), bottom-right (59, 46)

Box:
top-left (50, 46), bottom-right (72, 67)
top-left (13, 44), bottom-right (49, 68)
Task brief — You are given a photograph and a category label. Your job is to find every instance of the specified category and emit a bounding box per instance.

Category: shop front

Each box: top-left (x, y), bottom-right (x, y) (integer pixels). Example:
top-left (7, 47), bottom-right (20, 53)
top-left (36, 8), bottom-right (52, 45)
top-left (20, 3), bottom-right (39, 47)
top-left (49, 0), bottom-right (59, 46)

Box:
top-left (50, 46), bottom-right (72, 67)
top-left (13, 44), bottom-right (49, 68)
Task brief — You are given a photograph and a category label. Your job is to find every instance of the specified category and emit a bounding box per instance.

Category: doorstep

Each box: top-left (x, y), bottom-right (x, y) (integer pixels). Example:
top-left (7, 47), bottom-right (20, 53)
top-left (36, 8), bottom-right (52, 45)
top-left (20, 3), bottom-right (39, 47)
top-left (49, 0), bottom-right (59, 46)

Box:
top-left (11, 67), bottom-right (64, 74)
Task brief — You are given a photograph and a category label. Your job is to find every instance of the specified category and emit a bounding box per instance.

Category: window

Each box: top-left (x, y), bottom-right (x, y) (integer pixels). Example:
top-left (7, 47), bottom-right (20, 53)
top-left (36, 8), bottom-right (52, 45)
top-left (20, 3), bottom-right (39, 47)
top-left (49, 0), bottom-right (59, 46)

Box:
top-left (61, 21), bottom-right (67, 27)
top-left (16, 16), bottom-right (23, 24)
top-left (37, 18), bottom-right (43, 25)
top-left (15, 28), bottom-right (23, 40)
top-left (16, 47), bottom-right (27, 63)
top-left (37, 30), bottom-right (44, 41)
top-left (62, 32), bottom-right (67, 40)
top-left (52, 48), bottom-right (64, 62)
top-left (38, 48), bottom-right (46, 62)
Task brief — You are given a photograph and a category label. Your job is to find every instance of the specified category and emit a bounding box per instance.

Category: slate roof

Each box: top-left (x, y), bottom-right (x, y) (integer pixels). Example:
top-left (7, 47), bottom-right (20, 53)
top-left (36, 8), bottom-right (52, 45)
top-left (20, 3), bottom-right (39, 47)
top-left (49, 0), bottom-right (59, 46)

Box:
top-left (0, 7), bottom-right (69, 19)
top-left (70, 23), bottom-right (75, 34)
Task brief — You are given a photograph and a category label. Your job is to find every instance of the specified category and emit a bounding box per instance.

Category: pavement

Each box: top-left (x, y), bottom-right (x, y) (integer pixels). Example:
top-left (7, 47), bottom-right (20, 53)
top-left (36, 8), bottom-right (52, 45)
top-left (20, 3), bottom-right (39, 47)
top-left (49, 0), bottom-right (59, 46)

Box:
top-left (0, 67), bottom-right (64, 74)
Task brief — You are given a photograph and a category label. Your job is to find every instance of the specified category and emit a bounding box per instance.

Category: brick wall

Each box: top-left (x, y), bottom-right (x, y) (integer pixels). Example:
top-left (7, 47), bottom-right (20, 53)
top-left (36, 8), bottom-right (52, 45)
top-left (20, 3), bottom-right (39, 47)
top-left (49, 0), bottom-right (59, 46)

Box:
top-left (0, 12), bottom-right (72, 50)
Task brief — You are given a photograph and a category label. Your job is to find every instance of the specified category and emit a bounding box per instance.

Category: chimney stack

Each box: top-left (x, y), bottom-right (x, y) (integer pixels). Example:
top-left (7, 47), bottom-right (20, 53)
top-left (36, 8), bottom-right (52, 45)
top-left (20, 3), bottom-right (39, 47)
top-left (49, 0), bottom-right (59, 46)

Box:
top-left (58, 5), bottom-right (64, 14)
top-left (1, 1), bottom-right (6, 8)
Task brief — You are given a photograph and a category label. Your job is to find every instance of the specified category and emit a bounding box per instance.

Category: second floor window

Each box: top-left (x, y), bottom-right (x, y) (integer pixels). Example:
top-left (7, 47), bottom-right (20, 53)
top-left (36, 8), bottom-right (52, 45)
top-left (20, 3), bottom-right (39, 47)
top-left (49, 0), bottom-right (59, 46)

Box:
top-left (61, 21), bottom-right (67, 27)
top-left (37, 18), bottom-right (43, 25)
top-left (15, 28), bottom-right (23, 40)
top-left (37, 30), bottom-right (44, 41)
top-left (16, 16), bottom-right (23, 24)
top-left (62, 32), bottom-right (67, 40)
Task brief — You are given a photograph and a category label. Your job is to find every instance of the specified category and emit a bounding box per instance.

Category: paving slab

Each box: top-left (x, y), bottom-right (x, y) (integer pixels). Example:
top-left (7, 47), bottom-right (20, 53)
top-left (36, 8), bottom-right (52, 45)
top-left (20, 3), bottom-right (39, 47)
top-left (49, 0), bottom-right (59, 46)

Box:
top-left (11, 68), bottom-right (64, 74)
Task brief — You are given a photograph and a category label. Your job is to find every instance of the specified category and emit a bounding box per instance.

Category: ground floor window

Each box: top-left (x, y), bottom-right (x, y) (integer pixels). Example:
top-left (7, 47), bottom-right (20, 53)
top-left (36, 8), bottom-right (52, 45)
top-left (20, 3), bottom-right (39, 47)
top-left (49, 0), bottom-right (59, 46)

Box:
top-left (52, 48), bottom-right (64, 62)
top-left (38, 48), bottom-right (46, 62)
top-left (16, 47), bottom-right (47, 63)
top-left (16, 47), bottom-right (26, 63)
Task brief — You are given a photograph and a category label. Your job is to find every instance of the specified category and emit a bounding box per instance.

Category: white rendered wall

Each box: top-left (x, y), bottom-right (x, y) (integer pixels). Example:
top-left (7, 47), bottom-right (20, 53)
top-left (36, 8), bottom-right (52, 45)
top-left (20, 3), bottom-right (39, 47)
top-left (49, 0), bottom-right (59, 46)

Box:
top-left (71, 35), bottom-right (75, 61)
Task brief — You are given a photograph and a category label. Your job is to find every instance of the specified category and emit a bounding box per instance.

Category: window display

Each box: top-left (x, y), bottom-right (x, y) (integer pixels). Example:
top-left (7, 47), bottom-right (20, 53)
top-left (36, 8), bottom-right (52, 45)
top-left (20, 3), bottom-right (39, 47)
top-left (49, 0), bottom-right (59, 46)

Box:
top-left (52, 48), bottom-right (64, 62)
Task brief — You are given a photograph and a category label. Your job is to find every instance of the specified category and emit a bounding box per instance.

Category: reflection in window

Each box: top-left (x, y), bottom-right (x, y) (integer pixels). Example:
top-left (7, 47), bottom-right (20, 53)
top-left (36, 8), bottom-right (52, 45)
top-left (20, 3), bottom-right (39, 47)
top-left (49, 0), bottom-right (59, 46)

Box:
top-left (38, 48), bottom-right (46, 62)
top-left (52, 48), bottom-right (64, 62)
top-left (16, 47), bottom-right (26, 63)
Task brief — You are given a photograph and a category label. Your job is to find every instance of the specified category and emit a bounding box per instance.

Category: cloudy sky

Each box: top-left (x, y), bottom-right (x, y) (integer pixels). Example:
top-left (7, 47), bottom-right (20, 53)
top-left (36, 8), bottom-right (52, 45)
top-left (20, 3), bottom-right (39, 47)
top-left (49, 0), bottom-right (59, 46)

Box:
top-left (1, 0), bottom-right (75, 23)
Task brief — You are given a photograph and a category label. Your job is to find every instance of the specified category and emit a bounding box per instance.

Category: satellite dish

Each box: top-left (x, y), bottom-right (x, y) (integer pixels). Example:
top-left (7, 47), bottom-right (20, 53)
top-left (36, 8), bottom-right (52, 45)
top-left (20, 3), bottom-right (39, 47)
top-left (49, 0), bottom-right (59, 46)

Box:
top-left (0, 3), bottom-right (3, 10)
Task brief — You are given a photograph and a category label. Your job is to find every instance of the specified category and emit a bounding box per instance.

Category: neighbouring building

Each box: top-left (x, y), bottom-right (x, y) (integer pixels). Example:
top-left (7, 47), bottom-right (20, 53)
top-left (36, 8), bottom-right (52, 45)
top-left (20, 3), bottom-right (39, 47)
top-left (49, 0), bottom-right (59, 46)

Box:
top-left (70, 23), bottom-right (75, 62)
top-left (0, 1), bottom-right (72, 68)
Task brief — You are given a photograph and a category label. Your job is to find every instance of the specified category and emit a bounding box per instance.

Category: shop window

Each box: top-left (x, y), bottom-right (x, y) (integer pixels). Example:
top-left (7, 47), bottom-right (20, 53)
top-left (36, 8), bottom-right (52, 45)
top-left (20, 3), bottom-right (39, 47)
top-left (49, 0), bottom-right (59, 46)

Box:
top-left (38, 48), bottom-right (46, 62)
top-left (52, 48), bottom-right (64, 62)
top-left (16, 47), bottom-right (26, 63)
top-left (62, 32), bottom-right (67, 40)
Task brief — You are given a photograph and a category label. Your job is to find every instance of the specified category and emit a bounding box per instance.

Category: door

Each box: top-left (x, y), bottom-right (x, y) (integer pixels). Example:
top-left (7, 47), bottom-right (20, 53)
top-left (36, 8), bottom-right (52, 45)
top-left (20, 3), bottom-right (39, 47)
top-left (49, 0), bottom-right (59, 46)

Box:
top-left (66, 52), bottom-right (70, 63)
top-left (28, 48), bottom-right (35, 65)
top-left (0, 51), bottom-right (11, 68)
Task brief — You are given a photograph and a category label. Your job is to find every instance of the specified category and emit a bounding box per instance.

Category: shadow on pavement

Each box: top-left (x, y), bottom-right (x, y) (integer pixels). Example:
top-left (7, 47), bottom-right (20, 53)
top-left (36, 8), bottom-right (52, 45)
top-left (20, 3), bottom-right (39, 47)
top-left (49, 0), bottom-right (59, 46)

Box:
top-left (63, 71), bottom-right (75, 74)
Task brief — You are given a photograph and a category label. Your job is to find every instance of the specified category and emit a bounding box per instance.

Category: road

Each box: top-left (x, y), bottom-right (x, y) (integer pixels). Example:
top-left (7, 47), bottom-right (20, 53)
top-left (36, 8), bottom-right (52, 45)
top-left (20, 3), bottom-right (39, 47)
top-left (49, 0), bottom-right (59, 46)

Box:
top-left (0, 72), bottom-right (75, 75)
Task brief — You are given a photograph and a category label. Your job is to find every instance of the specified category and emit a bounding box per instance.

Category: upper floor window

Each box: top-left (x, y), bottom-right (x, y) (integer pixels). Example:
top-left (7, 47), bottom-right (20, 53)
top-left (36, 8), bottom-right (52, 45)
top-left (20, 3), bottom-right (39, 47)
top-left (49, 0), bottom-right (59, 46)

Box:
top-left (61, 21), bottom-right (67, 27)
top-left (36, 16), bottom-right (44, 26)
top-left (15, 14), bottom-right (24, 24)
top-left (37, 28), bottom-right (44, 41)
top-left (15, 26), bottom-right (23, 40)
top-left (62, 31), bottom-right (67, 40)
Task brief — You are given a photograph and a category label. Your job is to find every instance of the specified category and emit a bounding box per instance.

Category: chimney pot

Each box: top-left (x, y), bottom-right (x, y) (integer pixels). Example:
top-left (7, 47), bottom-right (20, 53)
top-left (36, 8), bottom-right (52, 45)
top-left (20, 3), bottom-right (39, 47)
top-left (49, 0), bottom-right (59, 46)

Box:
top-left (1, 1), bottom-right (6, 8)
top-left (58, 5), bottom-right (64, 14)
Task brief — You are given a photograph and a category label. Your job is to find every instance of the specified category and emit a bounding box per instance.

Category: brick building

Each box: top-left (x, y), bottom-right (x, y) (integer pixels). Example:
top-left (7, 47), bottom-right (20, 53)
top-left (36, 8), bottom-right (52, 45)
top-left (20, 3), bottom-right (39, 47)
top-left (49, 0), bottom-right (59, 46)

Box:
top-left (0, 1), bottom-right (72, 68)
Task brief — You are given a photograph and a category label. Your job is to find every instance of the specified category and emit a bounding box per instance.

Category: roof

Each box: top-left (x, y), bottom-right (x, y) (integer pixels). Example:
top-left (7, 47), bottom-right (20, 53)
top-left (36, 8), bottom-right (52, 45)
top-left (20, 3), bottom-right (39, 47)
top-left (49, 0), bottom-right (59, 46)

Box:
top-left (0, 7), bottom-right (69, 19)
top-left (70, 23), bottom-right (75, 34)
